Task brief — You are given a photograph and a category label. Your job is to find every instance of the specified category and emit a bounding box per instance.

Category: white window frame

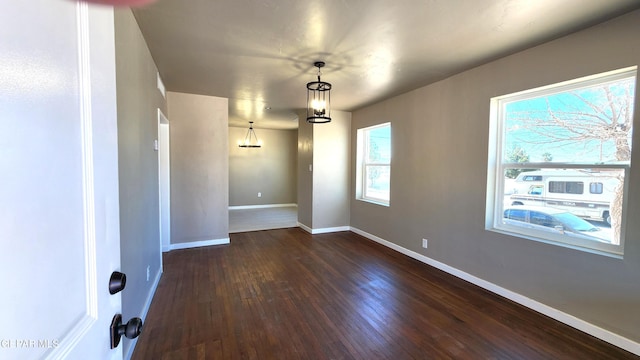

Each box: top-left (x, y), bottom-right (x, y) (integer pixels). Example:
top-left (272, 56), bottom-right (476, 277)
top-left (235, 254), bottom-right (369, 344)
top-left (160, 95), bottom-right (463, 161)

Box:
top-left (356, 122), bottom-right (391, 206)
top-left (486, 67), bottom-right (636, 257)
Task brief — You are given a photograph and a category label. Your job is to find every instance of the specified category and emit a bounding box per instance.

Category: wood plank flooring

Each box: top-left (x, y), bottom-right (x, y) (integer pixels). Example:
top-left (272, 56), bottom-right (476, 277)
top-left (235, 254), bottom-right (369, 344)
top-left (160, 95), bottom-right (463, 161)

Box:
top-left (132, 228), bottom-right (638, 359)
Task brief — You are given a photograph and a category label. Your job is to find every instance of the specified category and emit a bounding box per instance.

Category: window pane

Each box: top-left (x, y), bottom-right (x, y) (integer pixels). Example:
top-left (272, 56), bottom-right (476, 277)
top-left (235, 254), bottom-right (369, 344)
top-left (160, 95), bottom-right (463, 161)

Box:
top-left (548, 181), bottom-right (565, 193)
top-left (504, 77), bottom-right (634, 164)
top-left (530, 212), bottom-right (554, 227)
top-left (590, 182), bottom-right (603, 194)
top-left (357, 123), bottom-right (391, 206)
top-left (366, 126), bottom-right (391, 163)
top-left (523, 175), bottom-right (542, 181)
top-left (364, 165), bottom-right (390, 201)
top-left (565, 181), bottom-right (584, 194)
top-left (504, 209), bottom-right (526, 222)
top-left (548, 181), bottom-right (584, 194)
top-left (504, 168), bottom-right (623, 245)
top-left (493, 69), bottom-right (636, 254)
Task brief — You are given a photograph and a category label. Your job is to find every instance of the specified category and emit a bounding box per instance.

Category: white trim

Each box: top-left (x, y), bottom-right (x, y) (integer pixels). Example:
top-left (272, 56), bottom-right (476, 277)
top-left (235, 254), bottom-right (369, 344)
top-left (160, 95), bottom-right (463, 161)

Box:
top-left (298, 223), bottom-right (350, 234)
top-left (124, 269), bottom-right (162, 360)
top-left (49, 4), bottom-right (97, 359)
top-left (229, 203), bottom-right (297, 210)
top-left (157, 109), bottom-right (171, 257)
top-left (298, 222), bottom-right (313, 234)
top-left (356, 198), bottom-right (390, 207)
top-left (156, 72), bottom-right (165, 98)
top-left (349, 226), bottom-right (640, 356)
top-left (76, 0), bottom-right (98, 320)
top-left (312, 226), bottom-right (350, 234)
top-left (164, 238), bottom-right (230, 252)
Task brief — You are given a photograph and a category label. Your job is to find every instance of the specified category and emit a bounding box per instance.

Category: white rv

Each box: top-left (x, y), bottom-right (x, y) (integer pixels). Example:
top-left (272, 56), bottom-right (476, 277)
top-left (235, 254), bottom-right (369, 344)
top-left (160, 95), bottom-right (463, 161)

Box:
top-left (509, 169), bottom-right (619, 224)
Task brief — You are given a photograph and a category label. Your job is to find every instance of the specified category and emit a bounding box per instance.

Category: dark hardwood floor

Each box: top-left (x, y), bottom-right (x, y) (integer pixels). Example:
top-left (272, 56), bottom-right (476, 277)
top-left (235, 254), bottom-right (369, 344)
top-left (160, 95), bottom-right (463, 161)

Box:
top-left (132, 228), bottom-right (638, 359)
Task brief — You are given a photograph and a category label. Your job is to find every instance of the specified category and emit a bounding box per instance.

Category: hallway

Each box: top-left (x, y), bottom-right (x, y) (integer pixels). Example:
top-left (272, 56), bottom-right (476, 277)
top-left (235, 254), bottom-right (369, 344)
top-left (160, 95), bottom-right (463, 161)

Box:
top-left (229, 206), bottom-right (298, 233)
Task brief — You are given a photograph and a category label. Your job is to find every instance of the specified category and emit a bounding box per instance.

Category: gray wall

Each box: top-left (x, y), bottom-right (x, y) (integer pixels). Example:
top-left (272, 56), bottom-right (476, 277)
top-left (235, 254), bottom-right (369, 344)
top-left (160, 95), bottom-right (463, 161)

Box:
top-left (114, 9), bottom-right (165, 357)
top-left (313, 111), bottom-right (351, 229)
top-left (167, 91), bottom-right (229, 244)
top-left (229, 127), bottom-right (297, 206)
top-left (297, 114), bottom-right (313, 228)
top-left (351, 10), bottom-right (640, 343)
top-left (297, 110), bottom-right (351, 230)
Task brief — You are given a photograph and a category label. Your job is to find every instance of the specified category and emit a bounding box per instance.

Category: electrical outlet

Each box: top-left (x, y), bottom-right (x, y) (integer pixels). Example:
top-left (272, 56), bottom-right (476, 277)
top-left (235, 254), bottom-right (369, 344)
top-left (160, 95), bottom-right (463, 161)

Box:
top-left (422, 238), bottom-right (428, 249)
top-left (146, 266), bottom-right (150, 282)
top-left (258, 192), bottom-right (262, 197)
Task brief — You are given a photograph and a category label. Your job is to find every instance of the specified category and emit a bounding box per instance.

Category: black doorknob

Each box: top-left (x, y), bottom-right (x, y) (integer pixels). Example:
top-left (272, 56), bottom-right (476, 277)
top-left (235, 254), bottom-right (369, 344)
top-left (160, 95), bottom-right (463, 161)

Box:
top-left (110, 314), bottom-right (143, 349)
top-left (109, 271), bottom-right (127, 295)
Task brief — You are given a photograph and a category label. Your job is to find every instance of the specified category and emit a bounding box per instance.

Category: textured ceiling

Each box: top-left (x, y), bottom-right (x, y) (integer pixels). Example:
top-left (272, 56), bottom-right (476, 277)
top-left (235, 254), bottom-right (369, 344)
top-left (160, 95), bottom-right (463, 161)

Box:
top-left (132, 0), bottom-right (640, 129)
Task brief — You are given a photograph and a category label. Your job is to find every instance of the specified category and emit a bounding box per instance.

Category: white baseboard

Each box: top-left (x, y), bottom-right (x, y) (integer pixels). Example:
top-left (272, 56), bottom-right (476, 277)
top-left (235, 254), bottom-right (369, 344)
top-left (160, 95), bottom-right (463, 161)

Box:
top-left (124, 268), bottom-right (162, 360)
top-left (229, 203), bottom-right (297, 210)
top-left (298, 222), bottom-right (312, 233)
top-left (297, 222), bottom-right (350, 235)
top-left (165, 238), bottom-right (230, 252)
top-left (311, 226), bottom-right (350, 234)
top-left (349, 227), bottom-right (640, 356)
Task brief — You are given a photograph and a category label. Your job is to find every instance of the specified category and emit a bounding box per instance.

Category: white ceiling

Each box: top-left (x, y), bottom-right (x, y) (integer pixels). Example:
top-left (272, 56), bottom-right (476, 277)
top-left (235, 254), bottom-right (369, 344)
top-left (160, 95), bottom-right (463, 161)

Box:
top-left (132, 0), bottom-right (640, 130)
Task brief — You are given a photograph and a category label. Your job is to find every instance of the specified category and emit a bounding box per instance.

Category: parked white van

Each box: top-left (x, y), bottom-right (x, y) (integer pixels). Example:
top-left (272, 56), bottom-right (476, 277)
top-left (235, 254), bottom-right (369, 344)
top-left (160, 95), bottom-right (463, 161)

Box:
top-left (509, 169), bottom-right (619, 224)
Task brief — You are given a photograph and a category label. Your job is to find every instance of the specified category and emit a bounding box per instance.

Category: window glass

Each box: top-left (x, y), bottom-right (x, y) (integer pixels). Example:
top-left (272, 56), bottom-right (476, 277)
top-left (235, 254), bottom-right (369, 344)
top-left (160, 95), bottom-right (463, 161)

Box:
top-left (528, 185), bottom-right (543, 195)
top-left (590, 182), bottom-right (604, 194)
top-left (364, 166), bottom-right (390, 202)
top-left (488, 67), bottom-right (636, 255)
top-left (504, 209), bottom-right (526, 222)
top-left (356, 123), bottom-right (391, 205)
top-left (529, 212), bottom-right (549, 226)
top-left (548, 181), bottom-right (564, 193)
top-left (523, 175), bottom-right (543, 181)
top-left (550, 181), bottom-right (584, 194)
top-left (366, 126), bottom-right (391, 163)
top-left (565, 182), bottom-right (584, 194)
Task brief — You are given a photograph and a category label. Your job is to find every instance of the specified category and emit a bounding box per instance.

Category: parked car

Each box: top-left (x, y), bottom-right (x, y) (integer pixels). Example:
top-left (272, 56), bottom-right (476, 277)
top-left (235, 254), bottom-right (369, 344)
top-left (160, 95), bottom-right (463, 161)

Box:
top-left (503, 206), bottom-right (611, 243)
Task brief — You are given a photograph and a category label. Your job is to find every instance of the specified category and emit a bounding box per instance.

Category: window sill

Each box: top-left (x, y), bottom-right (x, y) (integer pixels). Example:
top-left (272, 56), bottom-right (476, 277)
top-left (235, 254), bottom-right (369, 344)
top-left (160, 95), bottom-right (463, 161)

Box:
top-left (487, 227), bottom-right (623, 259)
top-left (357, 198), bottom-right (390, 207)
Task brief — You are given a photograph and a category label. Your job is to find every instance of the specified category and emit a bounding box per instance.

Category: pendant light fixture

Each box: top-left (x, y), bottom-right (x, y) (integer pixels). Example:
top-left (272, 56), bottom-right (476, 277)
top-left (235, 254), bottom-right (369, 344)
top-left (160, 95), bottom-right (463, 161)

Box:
top-left (306, 61), bottom-right (332, 123)
top-left (238, 121), bottom-right (262, 148)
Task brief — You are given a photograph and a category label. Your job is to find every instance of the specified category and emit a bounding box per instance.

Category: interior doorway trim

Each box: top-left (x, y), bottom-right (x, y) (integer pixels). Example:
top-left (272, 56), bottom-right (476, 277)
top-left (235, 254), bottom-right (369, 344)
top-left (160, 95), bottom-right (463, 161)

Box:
top-left (158, 109), bottom-right (171, 253)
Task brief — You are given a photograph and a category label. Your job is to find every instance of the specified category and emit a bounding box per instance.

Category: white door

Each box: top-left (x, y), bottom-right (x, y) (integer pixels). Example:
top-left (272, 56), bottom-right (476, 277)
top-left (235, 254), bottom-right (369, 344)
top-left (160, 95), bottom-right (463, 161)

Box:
top-left (0, 1), bottom-right (123, 359)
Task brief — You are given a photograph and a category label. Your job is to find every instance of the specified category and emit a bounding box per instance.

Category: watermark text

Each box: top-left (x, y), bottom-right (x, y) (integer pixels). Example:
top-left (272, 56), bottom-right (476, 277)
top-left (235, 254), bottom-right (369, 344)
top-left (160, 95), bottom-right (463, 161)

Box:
top-left (1, 339), bottom-right (59, 349)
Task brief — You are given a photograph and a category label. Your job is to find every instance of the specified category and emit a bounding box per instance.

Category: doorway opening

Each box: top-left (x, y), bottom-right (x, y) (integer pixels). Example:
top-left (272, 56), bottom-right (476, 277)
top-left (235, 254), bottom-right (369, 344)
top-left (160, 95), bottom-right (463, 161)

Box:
top-left (158, 109), bottom-right (171, 252)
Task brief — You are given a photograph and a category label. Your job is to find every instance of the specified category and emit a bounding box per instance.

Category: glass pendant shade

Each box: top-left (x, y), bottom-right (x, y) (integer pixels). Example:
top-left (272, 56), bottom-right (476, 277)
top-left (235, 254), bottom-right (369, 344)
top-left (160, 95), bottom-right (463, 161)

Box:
top-left (306, 61), bottom-right (332, 123)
